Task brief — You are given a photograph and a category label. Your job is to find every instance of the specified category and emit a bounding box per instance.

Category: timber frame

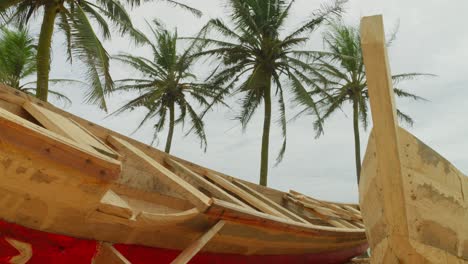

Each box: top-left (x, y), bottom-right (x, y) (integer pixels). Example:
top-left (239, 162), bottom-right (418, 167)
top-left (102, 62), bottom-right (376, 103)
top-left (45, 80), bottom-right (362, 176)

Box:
top-left (0, 83), bottom-right (368, 263)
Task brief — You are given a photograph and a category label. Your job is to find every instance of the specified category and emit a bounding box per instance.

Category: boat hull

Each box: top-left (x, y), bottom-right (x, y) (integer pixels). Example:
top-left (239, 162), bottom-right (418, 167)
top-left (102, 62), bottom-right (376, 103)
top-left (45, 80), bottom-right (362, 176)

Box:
top-left (360, 129), bottom-right (468, 263)
top-left (0, 220), bottom-right (367, 264)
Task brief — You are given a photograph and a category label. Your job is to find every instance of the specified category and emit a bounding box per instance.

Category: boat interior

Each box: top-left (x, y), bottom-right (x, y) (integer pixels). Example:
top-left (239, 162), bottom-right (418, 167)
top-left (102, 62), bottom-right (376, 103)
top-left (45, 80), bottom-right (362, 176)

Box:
top-left (0, 83), bottom-right (367, 256)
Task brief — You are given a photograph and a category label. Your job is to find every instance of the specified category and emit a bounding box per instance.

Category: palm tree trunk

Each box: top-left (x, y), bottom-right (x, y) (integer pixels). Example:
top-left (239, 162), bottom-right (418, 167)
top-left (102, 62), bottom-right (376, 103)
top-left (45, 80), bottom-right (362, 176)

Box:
top-left (165, 102), bottom-right (175, 153)
top-left (259, 74), bottom-right (272, 187)
top-left (36, 3), bottom-right (58, 101)
top-left (353, 100), bottom-right (362, 184)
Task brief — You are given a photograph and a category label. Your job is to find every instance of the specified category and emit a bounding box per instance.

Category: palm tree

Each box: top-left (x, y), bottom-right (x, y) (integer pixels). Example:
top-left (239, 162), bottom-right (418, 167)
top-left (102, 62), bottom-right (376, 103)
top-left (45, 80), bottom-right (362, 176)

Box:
top-left (193, 0), bottom-right (345, 186)
top-left (112, 21), bottom-right (224, 153)
top-left (303, 21), bottom-right (432, 183)
top-left (0, 0), bottom-right (200, 110)
top-left (0, 27), bottom-right (73, 105)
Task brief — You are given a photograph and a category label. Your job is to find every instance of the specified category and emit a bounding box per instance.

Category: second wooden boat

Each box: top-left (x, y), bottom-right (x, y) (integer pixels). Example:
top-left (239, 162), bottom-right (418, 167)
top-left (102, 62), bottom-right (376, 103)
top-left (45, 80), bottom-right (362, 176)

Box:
top-left (359, 15), bottom-right (468, 263)
top-left (0, 84), bottom-right (367, 263)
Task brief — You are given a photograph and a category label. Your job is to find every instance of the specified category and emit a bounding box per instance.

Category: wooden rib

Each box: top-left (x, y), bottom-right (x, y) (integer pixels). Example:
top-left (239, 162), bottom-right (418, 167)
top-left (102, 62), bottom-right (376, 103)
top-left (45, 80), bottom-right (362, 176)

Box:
top-left (170, 220), bottom-right (226, 264)
top-left (137, 208), bottom-right (200, 226)
top-left (232, 180), bottom-right (310, 224)
top-left (0, 107), bottom-right (120, 181)
top-left (93, 243), bottom-right (131, 264)
top-left (204, 172), bottom-right (288, 219)
top-left (208, 198), bottom-right (365, 235)
top-left (23, 101), bottom-right (119, 159)
top-left (361, 15), bottom-right (409, 236)
top-left (165, 158), bottom-right (251, 209)
top-left (108, 136), bottom-right (212, 211)
top-left (289, 191), bottom-right (362, 221)
top-left (97, 190), bottom-right (133, 219)
top-left (283, 195), bottom-right (356, 229)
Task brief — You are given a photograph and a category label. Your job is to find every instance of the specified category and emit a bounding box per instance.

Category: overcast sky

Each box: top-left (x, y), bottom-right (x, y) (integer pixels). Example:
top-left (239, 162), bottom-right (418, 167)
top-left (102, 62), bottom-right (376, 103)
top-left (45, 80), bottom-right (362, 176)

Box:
top-left (29, 0), bottom-right (468, 203)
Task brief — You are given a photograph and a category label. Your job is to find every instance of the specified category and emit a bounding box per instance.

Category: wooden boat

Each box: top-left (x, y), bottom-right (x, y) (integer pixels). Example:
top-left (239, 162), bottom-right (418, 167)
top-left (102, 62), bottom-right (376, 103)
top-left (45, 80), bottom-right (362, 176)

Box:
top-left (0, 84), bottom-right (367, 263)
top-left (359, 15), bottom-right (468, 263)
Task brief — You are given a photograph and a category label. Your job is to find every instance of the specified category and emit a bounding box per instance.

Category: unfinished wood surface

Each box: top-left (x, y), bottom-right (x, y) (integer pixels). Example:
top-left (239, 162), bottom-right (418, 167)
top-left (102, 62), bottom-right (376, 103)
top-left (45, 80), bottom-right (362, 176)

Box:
top-left (23, 102), bottom-right (119, 159)
top-left (204, 172), bottom-right (289, 219)
top-left (97, 190), bottom-right (133, 219)
top-left (360, 15), bottom-right (468, 263)
top-left (361, 15), bottom-right (409, 235)
top-left (93, 243), bottom-right (131, 264)
top-left (165, 158), bottom-right (251, 208)
top-left (0, 107), bottom-right (121, 181)
top-left (232, 180), bottom-right (310, 224)
top-left (108, 136), bottom-right (212, 211)
top-left (289, 191), bottom-right (362, 221)
top-left (137, 207), bottom-right (200, 226)
top-left (283, 194), bottom-right (356, 229)
top-left (0, 83), bottom-right (368, 261)
top-left (170, 220), bottom-right (226, 264)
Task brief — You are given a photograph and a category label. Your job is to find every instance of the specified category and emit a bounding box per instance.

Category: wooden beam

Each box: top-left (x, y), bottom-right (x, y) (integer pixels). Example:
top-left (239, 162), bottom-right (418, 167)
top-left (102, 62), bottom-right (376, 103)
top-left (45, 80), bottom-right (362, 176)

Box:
top-left (170, 220), bottom-right (226, 264)
top-left (23, 102), bottom-right (119, 159)
top-left (232, 180), bottom-right (310, 224)
top-left (97, 190), bottom-right (133, 219)
top-left (207, 198), bottom-right (365, 236)
top-left (93, 243), bottom-right (131, 264)
top-left (289, 191), bottom-right (362, 221)
top-left (165, 158), bottom-right (251, 209)
top-left (0, 107), bottom-right (120, 181)
top-left (204, 172), bottom-right (288, 219)
top-left (107, 136), bottom-right (212, 211)
top-left (361, 15), bottom-right (409, 236)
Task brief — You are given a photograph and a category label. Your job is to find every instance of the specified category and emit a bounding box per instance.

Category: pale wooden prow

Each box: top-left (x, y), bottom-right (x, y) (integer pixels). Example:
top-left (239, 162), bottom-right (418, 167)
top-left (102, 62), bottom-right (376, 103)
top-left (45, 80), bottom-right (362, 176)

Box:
top-left (170, 220), bottom-right (226, 264)
top-left (361, 14), bottom-right (426, 263)
top-left (361, 15), bottom-right (409, 236)
top-left (360, 15), bottom-right (468, 263)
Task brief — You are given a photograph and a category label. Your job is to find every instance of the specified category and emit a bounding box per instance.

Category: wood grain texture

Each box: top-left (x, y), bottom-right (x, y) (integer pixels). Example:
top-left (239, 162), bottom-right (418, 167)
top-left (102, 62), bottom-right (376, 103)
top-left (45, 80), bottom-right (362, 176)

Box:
top-left (360, 15), bottom-right (468, 263)
top-left (93, 243), bottom-right (131, 264)
top-left (108, 136), bottom-right (212, 211)
top-left (170, 220), bottom-right (226, 264)
top-left (23, 102), bottom-right (119, 159)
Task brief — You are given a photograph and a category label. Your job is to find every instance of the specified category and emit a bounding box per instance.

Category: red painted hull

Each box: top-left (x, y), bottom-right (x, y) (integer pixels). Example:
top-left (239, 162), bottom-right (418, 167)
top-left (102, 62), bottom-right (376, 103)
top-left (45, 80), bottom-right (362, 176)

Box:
top-left (0, 221), bottom-right (367, 264)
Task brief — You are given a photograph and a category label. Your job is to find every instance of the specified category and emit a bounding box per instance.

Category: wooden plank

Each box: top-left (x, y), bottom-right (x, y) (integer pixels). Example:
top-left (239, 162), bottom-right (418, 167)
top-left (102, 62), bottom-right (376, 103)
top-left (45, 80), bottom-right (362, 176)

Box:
top-left (204, 172), bottom-right (288, 219)
top-left (0, 107), bottom-right (120, 181)
top-left (283, 194), bottom-right (364, 230)
top-left (232, 180), bottom-right (310, 224)
top-left (170, 220), bottom-right (226, 264)
top-left (165, 158), bottom-right (252, 209)
top-left (289, 191), bottom-right (362, 221)
top-left (93, 243), bottom-right (131, 264)
top-left (107, 136), bottom-right (212, 211)
top-left (23, 101), bottom-right (119, 159)
top-left (207, 198), bottom-right (365, 236)
top-left (97, 190), bottom-right (133, 219)
top-left (361, 15), bottom-right (409, 236)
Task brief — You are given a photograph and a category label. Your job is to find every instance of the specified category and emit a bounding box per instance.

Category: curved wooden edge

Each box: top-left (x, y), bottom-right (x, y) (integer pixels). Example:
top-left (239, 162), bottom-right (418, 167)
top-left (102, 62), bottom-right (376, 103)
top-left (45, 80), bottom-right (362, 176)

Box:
top-left (207, 199), bottom-right (366, 237)
top-left (137, 208), bottom-right (200, 226)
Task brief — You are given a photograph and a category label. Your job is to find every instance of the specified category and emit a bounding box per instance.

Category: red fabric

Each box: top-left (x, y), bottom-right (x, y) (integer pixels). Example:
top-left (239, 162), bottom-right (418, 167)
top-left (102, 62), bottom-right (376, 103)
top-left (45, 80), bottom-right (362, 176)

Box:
top-left (0, 220), bottom-right (367, 263)
top-left (0, 221), bottom-right (97, 264)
